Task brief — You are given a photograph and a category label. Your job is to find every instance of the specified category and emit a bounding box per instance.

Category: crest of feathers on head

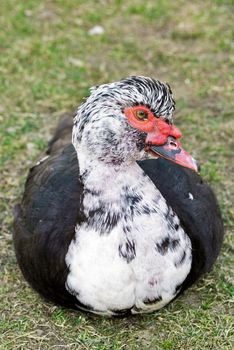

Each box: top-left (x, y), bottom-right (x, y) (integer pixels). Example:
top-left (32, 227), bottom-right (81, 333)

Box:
top-left (73, 76), bottom-right (176, 142)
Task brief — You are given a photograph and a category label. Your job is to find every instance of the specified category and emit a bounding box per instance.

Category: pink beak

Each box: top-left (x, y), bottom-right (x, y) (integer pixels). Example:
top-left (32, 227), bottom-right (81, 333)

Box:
top-left (145, 119), bottom-right (199, 172)
top-left (146, 136), bottom-right (198, 172)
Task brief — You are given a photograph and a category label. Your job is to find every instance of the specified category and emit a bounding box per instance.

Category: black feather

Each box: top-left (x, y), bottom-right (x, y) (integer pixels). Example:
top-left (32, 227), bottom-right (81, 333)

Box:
top-left (13, 144), bottom-right (87, 309)
top-left (138, 159), bottom-right (224, 293)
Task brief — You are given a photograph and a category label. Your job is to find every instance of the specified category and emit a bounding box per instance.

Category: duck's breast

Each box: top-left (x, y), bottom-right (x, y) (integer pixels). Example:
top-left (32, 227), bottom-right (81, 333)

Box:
top-left (65, 165), bottom-right (192, 314)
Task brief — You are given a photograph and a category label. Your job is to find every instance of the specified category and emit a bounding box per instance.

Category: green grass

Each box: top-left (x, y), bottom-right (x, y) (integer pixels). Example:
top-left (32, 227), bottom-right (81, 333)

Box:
top-left (0, 0), bottom-right (233, 349)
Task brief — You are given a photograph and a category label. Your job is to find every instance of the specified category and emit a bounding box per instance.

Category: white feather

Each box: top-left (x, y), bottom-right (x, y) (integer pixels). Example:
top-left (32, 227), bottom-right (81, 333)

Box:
top-left (65, 161), bottom-right (192, 314)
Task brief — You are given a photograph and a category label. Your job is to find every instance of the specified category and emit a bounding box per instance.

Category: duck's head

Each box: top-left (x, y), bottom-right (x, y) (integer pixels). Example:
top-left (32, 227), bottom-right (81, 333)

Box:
top-left (73, 76), bottom-right (198, 172)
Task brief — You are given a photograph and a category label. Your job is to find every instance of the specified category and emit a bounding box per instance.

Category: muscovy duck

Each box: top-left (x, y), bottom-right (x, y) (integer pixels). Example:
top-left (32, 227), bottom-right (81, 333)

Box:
top-left (13, 76), bottom-right (224, 315)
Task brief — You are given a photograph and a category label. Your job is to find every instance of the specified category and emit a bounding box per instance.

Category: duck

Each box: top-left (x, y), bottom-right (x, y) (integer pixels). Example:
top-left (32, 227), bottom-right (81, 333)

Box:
top-left (13, 76), bottom-right (224, 316)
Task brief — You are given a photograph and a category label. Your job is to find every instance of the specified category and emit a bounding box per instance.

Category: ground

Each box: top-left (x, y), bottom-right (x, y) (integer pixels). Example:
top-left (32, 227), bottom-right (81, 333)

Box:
top-left (0, 0), bottom-right (233, 349)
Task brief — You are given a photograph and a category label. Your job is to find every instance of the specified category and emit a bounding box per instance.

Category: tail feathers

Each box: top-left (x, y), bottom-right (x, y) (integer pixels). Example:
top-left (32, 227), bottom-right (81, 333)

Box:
top-left (47, 111), bottom-right (76, 155)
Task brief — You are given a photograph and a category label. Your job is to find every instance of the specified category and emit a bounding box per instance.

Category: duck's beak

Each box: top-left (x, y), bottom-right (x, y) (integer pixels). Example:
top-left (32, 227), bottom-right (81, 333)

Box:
top-left (145, 136), bottom-right (199, 172)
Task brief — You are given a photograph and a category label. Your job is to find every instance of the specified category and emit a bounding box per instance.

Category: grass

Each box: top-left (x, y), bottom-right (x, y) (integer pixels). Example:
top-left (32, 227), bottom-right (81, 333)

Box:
top-left (0, 0), bottom-right (233, 349)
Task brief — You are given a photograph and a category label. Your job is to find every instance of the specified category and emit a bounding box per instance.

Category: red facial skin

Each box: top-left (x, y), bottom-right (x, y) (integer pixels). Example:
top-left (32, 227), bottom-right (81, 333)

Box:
top-left (124, 105), bottom-right (181, 145)
top-left (124, 105), bottom-right (198, 172)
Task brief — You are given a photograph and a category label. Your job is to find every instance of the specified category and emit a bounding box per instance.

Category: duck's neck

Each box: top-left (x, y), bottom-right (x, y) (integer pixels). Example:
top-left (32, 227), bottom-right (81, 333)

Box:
top-left (76, 149), bottom-right (167, 234)
top-left (77, 149), bottom-right (143, 197)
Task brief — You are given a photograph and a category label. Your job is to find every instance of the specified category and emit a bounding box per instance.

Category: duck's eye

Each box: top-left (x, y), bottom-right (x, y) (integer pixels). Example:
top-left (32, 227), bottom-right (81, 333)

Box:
top-left (135, 110), bottom-right (148, 121)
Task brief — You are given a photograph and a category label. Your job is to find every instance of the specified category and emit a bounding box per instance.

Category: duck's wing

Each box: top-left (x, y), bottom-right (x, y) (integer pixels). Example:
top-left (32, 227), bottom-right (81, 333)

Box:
top-left (138, 159), bottom-right (224, 292)
top-left (13, 144), bottom-right (86, 308)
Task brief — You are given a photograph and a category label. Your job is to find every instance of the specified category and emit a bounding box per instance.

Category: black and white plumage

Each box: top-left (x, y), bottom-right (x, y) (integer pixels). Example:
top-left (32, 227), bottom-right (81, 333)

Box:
top-left (13, 76), bottom-right (224, 315)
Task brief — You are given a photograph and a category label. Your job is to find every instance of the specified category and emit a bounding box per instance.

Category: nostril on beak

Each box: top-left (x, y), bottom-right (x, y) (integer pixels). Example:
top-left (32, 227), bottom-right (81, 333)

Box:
top-left (169, 140), bottom-right (177, 147)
